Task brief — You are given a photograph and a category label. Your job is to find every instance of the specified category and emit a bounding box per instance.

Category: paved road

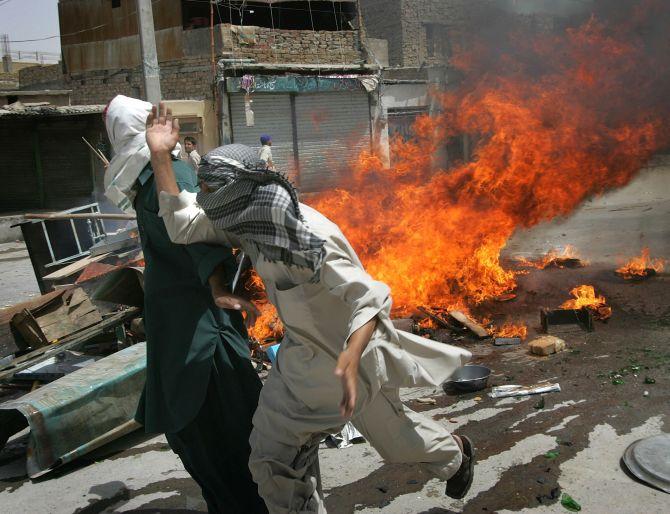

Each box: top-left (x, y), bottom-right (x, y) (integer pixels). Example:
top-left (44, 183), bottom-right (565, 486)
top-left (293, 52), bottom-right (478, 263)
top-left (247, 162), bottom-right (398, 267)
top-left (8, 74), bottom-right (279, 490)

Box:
top-left (0, 160), bottom-right (668, 513)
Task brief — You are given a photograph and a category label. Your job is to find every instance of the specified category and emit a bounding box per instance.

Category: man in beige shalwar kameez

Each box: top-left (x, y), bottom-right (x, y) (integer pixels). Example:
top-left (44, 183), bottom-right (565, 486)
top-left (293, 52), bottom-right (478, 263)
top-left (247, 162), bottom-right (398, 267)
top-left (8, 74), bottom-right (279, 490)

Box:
top-left (144, 104), bottom-right (476, 514)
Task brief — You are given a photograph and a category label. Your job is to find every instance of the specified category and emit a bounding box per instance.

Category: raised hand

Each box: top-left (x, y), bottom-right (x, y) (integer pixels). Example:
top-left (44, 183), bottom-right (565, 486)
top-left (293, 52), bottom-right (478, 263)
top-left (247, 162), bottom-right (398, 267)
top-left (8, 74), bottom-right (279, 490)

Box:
top-left (146, 102), bottom-right (180, 155)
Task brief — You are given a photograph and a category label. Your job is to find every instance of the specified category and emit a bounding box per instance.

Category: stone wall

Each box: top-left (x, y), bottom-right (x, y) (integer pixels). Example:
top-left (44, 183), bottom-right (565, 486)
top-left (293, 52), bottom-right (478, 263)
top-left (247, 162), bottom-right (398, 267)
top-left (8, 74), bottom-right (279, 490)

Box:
top-left (359, 0), bottom-right (404, 66)
top-left (19, 57), bottom-right (213, 106)
top-left (399, 0), bottom-right (469, 68)
top-left (219, 25), bottom-right (361, 65)
top-left (0, 72), bottom-right (18, 90)
top-left (18, 64), bottom-right (64, 90)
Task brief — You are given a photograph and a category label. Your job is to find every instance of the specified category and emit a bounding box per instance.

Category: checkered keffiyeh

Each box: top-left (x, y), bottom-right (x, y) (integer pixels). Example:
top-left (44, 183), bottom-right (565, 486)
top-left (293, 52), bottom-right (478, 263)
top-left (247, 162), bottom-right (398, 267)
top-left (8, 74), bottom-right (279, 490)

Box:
top-left (196, 144), bottom-right (325, 277)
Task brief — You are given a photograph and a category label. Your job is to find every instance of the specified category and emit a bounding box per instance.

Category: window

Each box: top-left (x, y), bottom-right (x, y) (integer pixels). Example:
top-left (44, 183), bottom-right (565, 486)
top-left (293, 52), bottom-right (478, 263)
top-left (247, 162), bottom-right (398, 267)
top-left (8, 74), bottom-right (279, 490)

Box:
top-left (112, 0), bottom-right (121, 8)
top-left (426, 24), bottom-right (436, 58)
top-left (424, 23), bottom-right (451, 61)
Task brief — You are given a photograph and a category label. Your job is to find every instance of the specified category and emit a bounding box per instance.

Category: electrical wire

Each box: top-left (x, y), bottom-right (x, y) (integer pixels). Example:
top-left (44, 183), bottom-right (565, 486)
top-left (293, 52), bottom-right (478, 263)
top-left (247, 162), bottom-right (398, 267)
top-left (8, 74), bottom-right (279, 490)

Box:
top-left (6, 0), bottom-right (163, 44)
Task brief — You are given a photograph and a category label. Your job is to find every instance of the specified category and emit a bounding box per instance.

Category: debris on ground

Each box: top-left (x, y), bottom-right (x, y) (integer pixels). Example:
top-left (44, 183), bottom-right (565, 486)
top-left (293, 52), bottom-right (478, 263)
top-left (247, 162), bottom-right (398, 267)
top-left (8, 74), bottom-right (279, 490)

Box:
top-left (560, 285), bottom-right (612, 321)
top-left (615, 247), bottom-right (665, 280)
top-left (560, 493), bottom-right (582, 511)
top-left (324, 422), bottom-right (366, 449)
top-left (448, 310), bottom-right (490, 338)
top-left (490, 383), bottom-right (561, 398)
top-left (494, 337), bottom-right (522, 346)
top-left (529, 335), bottom-right (566, 356)
top-left (622, 434), bottom-right (670, 494)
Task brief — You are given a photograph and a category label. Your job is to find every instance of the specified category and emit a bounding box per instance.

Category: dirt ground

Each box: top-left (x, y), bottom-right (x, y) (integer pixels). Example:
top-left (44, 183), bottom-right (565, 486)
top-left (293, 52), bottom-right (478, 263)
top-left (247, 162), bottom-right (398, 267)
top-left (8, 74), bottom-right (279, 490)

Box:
top-left (0, 162), bottom-right (668, 513)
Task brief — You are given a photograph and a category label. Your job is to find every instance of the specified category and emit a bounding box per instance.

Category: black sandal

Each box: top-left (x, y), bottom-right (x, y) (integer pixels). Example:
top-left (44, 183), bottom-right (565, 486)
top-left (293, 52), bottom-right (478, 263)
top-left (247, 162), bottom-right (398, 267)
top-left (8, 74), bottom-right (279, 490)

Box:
top-left (446, 435), bottom-right (475, 499)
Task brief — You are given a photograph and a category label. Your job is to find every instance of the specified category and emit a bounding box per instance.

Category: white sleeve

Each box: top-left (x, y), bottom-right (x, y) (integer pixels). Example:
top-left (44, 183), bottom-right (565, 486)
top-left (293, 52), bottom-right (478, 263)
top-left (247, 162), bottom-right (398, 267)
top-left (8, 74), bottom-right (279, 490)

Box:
top-left (319, 239), bottom-right (394, 345)
top-left (157, 190), bottom-right (233, 246)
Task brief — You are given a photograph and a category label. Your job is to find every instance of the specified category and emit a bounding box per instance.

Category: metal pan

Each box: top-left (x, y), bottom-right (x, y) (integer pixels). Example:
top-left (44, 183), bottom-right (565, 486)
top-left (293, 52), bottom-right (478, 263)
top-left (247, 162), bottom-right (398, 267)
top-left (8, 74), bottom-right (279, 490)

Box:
top-left (446, 364), bottom-right (491, 393)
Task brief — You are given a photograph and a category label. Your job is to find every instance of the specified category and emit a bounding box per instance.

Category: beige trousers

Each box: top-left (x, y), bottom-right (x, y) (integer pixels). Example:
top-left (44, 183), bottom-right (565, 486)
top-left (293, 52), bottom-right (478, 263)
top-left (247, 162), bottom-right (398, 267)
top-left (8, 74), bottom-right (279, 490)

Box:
top-left (249, 352), bottom-right (462, 514)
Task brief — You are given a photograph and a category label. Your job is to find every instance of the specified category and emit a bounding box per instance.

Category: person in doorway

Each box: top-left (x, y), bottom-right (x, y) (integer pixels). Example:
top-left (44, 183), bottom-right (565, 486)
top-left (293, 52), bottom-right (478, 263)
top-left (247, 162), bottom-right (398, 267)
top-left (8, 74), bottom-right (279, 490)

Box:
top-left (184, 136), bottom-right (201, 170)
top-left (258, 133), bottom-right (275, 170)
top-left (103, 96), bottom-right (267, 514)
top-left (146, 103), bottom-right (476, 513)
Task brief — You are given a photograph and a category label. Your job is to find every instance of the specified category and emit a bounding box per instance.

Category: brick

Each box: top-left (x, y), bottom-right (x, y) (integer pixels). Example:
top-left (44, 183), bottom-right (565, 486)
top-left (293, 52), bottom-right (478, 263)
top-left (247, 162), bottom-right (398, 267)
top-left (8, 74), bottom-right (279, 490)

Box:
top-left (529, 336), bottom-right (566, 356)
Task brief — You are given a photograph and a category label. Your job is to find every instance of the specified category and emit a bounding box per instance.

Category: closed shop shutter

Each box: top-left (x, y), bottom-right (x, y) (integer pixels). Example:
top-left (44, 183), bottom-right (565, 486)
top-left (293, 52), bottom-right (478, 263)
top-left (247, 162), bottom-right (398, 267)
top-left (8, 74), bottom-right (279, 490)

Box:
top-left (294, 92), bottom-right (371, 192)
top-left (39, 118), bottom-right (95, 210)
top-left (229, 93), bottom-right (297, 178)
top-left (0, 120), bottom-right (40, 211)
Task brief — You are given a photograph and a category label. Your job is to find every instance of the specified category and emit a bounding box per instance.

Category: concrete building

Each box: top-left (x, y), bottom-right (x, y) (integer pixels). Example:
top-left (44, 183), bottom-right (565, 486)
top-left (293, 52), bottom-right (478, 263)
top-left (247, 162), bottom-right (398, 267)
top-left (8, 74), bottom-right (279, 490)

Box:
top-left (16, 0), bottom-right (377, 190)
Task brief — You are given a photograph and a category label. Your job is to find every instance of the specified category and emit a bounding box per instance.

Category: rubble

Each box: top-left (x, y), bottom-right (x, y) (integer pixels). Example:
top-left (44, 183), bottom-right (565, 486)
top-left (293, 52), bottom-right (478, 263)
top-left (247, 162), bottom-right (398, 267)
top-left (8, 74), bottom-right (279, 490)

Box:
top-left (529, 336), bottom-right (566, 356)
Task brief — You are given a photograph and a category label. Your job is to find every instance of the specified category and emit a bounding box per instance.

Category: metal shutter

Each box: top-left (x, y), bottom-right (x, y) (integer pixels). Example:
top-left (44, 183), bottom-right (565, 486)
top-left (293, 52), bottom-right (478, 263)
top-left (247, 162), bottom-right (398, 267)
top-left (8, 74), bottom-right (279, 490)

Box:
top-left (39, 118), bottom-right (95, 209)
top-left (229, 93), bottom-right (297, 178)
top-left (0, 120), bottom-right (40, 211)
top-left (294, 92), bottom-right (371, 192)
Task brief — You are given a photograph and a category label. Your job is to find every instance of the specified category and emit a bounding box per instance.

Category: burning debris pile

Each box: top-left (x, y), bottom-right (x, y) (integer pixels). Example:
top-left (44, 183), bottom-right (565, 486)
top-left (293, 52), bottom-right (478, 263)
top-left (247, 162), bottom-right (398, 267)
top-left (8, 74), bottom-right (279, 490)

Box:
top-left (300, 1), bottom-right (670, 335)
top-left (516, 246), bottom-right (586, 270)
top-left (616, 247), bottom-right (666, 280)
top-left (243, 2), bottom-right (669, 348)
top-left (560, 285), bottom-right (612, 321)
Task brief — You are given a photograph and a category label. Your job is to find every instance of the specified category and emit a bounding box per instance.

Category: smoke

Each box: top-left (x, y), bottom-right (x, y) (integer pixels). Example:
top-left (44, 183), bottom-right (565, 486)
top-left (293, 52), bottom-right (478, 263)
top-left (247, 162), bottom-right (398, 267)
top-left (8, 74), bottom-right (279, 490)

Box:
top-left (311, 0), bottom-right (670, 312)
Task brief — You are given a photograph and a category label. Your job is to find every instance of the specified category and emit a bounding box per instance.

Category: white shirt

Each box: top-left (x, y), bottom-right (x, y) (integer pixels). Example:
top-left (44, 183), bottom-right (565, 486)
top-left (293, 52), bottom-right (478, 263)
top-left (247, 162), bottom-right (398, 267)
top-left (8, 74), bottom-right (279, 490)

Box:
top-left (156, 190), bottom-right (472, 393)
top-left (258, 145), bottom-right (273, 168)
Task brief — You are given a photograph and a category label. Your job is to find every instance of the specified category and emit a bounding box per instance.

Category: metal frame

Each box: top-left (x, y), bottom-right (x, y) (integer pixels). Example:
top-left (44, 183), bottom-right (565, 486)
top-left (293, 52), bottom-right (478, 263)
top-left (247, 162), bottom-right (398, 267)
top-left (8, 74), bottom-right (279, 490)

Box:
top-left (37, 203), bottom-right (107, 268)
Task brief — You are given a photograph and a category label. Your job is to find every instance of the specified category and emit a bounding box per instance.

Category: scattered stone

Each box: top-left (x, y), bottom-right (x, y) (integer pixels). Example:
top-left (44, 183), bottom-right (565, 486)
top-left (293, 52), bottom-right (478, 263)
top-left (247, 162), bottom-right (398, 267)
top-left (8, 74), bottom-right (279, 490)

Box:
top-left (474, 396), bottom-right (483, 401)
top-left (643, 390), bottom-right (649, 397)
top-left (529, 335), bottom-right (566, 356)
top-left (534, 396), bottom-right (545, 410)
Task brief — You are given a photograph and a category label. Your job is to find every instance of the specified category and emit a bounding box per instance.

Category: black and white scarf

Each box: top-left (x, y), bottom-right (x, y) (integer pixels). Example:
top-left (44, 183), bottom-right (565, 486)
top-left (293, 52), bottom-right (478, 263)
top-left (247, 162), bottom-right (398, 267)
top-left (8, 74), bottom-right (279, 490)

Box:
top-left (196, 144), bottom-right (325, 277)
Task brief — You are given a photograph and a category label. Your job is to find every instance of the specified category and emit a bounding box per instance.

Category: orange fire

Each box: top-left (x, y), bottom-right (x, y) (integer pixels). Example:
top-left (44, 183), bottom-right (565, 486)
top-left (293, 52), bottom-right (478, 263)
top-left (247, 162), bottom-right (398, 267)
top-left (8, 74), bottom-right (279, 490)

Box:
top-left (516, 245), bottom-right (585, 270)
top-left (245, 271), bottom-right (284, 342)
top-left (309, 6), bottom-right (670, 316)
top-left (560, 285), bottom-right (612, 320)
top-left (491, 323), bottom-right (528, 340)
top-left (616, 247), bottom-right (665, 279)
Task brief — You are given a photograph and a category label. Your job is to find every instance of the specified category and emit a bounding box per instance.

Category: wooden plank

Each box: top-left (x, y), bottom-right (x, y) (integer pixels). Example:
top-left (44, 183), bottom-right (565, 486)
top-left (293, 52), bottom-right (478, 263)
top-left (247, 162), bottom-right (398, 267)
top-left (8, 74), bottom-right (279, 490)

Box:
top-left (448, 310), bottom-right (490, 339)
top-left (24, 213), bottom-right (136, 221)
top-left (417, 307), bottom-right (460, 331)
top-left (0, 308), bottom-right (141, 382)
top-left (42, 253), bottom-right (110, 281)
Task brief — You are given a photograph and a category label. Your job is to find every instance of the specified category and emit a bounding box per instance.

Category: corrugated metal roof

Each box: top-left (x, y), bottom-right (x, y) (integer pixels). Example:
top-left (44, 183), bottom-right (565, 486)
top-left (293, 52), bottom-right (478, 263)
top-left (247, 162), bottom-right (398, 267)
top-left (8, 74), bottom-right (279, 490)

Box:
top-left (0, 104), bottom-right (106, 118)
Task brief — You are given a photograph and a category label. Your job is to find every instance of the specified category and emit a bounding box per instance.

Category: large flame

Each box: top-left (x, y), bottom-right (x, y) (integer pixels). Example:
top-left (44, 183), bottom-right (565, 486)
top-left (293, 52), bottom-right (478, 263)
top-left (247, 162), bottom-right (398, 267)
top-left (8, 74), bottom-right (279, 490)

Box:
top-left (616, 247), bottom-right (666, 279)
top-left (309, 3), bottom-right (670, 315)
top-left (560, 285), bottom-right (612, 321)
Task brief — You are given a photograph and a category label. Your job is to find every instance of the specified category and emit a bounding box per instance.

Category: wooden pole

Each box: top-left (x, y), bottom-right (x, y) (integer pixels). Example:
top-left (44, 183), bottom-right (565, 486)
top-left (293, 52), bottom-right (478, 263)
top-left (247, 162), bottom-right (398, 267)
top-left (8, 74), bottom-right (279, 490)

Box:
top-left (81, 137), bottom-right (109, 165)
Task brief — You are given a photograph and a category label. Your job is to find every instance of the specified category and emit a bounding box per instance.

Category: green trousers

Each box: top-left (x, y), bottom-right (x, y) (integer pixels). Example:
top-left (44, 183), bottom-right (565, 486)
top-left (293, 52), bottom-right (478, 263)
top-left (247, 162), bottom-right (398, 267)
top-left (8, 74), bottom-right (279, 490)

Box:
top-left (166, 340), bottom-right (267, 514)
